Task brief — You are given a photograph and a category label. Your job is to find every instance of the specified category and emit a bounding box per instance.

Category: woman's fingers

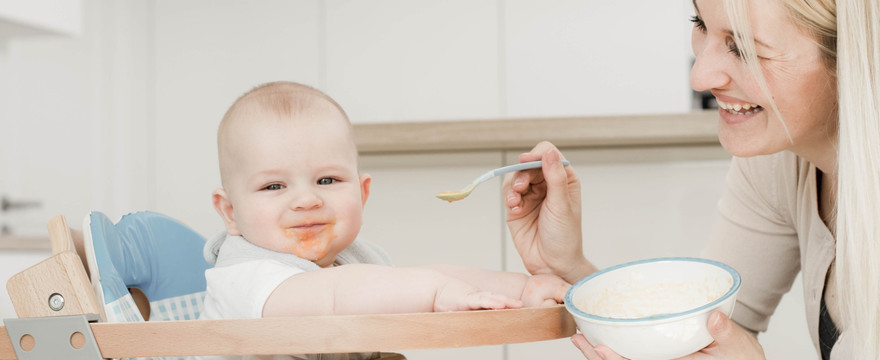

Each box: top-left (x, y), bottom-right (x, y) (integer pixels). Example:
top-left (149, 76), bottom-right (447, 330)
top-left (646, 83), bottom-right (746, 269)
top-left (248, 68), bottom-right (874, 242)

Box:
top-left (539, 148), bottom-right (571, 211)
top-left (518, 141), bottom-right (557, 163)
top-left (512, 141), bottom-right (558, 193)
top-left (572, 335), bottom-right (630, 360)
top-left (571, 334), bottom-right (606, 360)
top-left (594, 345), bottom-right (627, 360)
top-left (503, 176), bottom-right (526, 215)
top-left (506, 141), bottom-right (560, 194)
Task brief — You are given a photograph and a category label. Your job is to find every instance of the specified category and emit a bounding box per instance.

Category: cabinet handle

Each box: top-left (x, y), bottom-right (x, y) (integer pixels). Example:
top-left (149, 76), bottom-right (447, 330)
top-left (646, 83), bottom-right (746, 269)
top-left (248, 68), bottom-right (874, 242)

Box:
top-left (1, 196), bottom-right (42, 212)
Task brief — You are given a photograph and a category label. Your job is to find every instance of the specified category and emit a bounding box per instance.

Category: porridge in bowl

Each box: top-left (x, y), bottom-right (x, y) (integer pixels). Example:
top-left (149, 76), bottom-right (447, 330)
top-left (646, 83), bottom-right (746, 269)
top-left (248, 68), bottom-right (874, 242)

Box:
top-left (575, 274), bottom-right (733, 319)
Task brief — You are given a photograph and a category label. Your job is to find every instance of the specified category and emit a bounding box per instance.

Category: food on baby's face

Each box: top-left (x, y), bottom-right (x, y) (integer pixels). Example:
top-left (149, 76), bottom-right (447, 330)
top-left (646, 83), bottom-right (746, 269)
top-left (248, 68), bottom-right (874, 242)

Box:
top-left (575, 274), bottom-right (732, 319)
top-left (281, 223), bottom-right (337, 262)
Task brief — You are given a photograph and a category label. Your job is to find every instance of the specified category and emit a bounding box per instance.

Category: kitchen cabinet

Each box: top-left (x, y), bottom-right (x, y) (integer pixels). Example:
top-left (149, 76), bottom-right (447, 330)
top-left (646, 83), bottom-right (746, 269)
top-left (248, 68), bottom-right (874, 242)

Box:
top-left (0, 0), bottom-right (81, 38)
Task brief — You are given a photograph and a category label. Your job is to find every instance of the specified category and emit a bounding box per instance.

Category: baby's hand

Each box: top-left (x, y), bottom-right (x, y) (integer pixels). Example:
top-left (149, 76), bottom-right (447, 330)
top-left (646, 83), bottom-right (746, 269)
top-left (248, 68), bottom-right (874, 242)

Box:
top-left (520, 274), bottom-right (571, 307)
top-left (433, 279), bottom-right (523, 312)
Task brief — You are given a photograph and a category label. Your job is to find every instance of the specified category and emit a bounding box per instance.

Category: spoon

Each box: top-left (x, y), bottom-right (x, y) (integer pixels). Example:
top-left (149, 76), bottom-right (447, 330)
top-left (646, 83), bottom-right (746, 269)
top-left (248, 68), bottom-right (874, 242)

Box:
top-left (436, 160), bottom-right (571, 202)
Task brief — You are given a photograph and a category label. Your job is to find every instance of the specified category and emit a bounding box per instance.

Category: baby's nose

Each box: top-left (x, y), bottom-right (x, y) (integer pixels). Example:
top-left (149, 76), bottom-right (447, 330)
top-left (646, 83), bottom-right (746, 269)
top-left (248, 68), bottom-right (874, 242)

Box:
top-left (289, 189), bottom-right (323, 210)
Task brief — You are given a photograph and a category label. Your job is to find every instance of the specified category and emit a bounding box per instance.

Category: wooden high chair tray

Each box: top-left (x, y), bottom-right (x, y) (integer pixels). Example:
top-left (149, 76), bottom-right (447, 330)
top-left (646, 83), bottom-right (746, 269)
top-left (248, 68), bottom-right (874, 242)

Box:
top-left (0, 305), bottom-right (574, 358)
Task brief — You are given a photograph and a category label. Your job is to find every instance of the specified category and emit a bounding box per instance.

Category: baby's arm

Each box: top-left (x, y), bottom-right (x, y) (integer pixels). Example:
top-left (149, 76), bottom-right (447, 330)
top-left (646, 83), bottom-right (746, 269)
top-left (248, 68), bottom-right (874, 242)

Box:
top-left (423, 265), bottom-right (570, 307)
top-left (262, 264), bottom-right (522, 317)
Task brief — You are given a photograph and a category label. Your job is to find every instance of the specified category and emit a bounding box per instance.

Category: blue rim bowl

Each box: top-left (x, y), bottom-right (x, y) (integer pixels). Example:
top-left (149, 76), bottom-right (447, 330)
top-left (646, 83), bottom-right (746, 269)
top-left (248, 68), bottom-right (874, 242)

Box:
top-left (564, 257), bottom-right (741, 324)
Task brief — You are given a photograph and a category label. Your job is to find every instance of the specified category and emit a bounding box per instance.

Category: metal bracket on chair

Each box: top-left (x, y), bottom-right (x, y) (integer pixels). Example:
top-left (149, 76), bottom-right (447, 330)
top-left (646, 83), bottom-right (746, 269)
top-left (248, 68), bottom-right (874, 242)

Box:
top-left (4, 314), bottom-right (104, 360)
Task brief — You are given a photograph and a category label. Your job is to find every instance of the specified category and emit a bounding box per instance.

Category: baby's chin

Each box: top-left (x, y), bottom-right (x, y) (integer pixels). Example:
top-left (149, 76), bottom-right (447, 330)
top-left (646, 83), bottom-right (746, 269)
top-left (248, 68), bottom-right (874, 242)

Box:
top-left (303, 246), bottom-right (348, 268)
top-left (293, 240), bottom-right (353, 268)
top-left (311, 255), bottom-right (339, 268)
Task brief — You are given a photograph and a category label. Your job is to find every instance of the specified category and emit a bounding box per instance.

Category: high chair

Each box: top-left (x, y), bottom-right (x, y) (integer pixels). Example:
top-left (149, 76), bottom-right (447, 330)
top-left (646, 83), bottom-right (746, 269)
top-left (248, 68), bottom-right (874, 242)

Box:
top-left (1, 212), bottom-right (576, 360)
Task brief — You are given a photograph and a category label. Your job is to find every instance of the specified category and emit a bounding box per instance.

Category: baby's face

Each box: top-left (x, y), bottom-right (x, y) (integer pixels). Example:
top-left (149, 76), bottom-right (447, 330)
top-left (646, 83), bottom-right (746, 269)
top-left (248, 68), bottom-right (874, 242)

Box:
top-left (221, 106), bottom-right (368, 267)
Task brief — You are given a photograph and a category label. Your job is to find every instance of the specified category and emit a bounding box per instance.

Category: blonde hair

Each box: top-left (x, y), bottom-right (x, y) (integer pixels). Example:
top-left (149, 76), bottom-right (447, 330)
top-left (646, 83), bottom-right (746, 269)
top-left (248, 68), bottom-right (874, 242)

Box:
top-left (835, 0), bottom-right (880, 357)
top-left (726, 0), bottom-right (880, 357)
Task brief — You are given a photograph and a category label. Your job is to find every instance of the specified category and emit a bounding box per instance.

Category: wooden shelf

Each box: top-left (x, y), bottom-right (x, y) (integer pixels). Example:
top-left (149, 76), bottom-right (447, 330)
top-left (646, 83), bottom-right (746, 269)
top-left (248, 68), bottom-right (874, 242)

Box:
top-left (353, 111), bottom-right (719, 154)
top-left (0, 236), bottom-right (50, 251)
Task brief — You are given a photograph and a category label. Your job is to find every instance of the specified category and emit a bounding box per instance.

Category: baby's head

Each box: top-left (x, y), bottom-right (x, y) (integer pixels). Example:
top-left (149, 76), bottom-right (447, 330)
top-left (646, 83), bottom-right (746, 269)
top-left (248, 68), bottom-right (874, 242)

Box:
top-left (212, 81), bottom-right (370, 267)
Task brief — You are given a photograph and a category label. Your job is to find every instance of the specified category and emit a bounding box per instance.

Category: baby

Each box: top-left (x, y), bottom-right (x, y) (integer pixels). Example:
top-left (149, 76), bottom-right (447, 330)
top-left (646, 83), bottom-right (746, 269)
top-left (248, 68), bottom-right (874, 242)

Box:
top-left (201, 81), bottom-right (568, 359)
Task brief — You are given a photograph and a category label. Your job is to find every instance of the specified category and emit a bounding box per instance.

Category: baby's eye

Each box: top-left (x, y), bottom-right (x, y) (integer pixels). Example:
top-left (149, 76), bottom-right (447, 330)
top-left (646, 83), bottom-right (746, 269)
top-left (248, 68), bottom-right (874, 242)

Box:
top-left (263, 184), bottom-right (284, 191)
top-left (317, 178), bottom-right (336, 185)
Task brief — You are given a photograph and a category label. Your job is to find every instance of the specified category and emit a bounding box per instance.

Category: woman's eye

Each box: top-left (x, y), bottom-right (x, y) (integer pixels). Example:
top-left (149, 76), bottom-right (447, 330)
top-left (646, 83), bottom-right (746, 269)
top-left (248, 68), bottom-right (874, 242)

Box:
top-left (264, 184), bottom-right (283, 191)
top-left (726, 38), bottom-right (743, 58)
top-left (689, 15), bottom-right (706, 32)
top-left (317, 178), bottom-right (336, 185)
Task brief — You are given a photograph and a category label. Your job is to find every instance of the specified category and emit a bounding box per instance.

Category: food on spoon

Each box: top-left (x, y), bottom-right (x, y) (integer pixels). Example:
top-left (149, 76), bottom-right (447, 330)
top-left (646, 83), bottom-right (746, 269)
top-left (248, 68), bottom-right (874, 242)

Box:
top-left (435, 190), bottom-right (463, 202)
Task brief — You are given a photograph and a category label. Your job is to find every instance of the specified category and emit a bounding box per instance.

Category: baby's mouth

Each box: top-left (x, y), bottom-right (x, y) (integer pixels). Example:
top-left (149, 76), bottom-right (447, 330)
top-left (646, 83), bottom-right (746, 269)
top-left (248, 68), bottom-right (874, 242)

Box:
top-left (284, 223), bottom-right (327, 238)
top-left (717, 99), bottom-right (764, 115)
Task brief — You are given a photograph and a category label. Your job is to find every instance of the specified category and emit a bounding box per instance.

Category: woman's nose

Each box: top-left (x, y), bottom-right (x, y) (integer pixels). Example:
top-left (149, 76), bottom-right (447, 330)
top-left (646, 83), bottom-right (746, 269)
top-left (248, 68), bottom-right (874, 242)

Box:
top-left (689, 41), bottom-right (731, 93)
top-left (289, 188), bottom-right (323, 211)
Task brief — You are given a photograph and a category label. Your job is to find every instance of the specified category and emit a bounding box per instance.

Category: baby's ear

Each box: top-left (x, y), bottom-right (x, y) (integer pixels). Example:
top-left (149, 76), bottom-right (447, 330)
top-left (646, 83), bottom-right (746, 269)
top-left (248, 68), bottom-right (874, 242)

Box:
top-left (212, 188), bottom-right (241, 235)
top-left (359, 174), bottom-right (372, 207)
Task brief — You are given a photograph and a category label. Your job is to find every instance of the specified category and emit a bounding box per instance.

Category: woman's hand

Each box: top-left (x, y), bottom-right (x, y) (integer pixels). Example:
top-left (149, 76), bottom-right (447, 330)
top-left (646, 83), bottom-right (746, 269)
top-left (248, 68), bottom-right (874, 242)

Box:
top-left (571, 312), bottom-right (766, 360)
top-left (504, 141), bottom-right (594, 283)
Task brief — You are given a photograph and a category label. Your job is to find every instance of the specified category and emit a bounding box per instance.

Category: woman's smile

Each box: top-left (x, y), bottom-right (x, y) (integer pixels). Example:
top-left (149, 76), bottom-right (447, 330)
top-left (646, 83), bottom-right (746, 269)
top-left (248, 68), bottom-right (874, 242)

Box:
top-left (717, 99), bottom-right (765, 125)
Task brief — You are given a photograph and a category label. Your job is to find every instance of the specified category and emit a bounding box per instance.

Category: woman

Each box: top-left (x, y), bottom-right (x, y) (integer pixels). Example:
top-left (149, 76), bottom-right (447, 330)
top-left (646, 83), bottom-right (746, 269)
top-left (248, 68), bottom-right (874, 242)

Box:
top-left (503, 0), bottom-right (879, 358)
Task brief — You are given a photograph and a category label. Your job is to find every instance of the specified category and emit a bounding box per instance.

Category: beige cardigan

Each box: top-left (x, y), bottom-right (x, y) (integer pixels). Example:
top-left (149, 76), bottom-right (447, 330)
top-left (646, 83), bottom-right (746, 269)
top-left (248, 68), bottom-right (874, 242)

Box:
top-left (702, 151), bottom-right (849, 359)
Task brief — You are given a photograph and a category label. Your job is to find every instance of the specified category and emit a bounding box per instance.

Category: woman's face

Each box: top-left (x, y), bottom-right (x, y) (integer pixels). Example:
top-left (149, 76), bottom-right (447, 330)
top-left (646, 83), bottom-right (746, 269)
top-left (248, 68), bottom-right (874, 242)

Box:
top-left (690, 0), bottom-right (837, 159)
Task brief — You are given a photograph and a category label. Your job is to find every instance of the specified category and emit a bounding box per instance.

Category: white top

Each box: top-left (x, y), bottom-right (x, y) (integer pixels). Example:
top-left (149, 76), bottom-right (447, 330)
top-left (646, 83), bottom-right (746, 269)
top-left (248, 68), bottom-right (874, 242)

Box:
top-left (202, 259), bottom-right (301, 320)
top-left (198, 234), bottom-right (392, 360)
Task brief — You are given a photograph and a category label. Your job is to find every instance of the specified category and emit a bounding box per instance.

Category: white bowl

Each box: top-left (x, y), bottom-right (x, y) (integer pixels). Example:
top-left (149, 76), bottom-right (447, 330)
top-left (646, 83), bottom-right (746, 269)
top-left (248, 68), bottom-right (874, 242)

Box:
top-left (564, 257), bottom-right (741, 360)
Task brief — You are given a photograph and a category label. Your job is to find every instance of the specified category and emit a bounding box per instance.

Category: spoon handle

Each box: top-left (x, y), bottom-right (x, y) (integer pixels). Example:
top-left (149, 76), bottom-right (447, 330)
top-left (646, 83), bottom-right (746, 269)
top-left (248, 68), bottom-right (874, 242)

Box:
top-left (474, 160), bottom-right (572, 185)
